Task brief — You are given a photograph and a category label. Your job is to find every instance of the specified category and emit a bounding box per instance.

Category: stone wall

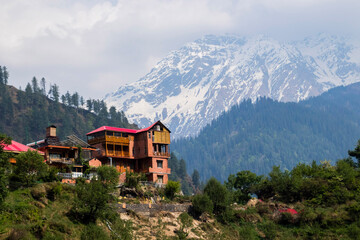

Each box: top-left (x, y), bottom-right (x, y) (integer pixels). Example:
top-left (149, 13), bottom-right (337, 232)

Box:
top-left (117, 203), bottom-right (191, 216)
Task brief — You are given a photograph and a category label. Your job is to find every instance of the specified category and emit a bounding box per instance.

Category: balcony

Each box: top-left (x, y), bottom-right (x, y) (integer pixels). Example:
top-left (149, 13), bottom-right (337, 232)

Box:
top-left (153, 151), bottom-right (170, 157)
top-left (49, 158), bottom-right (74, 164)
top-left (106, 136), bottom-right (129, 144)
top-left (88, 135), bottom-right (130, 145)
top-left (149, 167), bottom-right (171, 174)
top-left (105, 150), bottom-right (130, 158)
top-left (58, 172), bottom-right (83, 179)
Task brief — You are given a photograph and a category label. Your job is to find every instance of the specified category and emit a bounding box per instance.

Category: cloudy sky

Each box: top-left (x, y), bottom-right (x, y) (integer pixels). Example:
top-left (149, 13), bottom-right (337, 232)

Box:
top-left (1, 0), bottom-right (359, 99)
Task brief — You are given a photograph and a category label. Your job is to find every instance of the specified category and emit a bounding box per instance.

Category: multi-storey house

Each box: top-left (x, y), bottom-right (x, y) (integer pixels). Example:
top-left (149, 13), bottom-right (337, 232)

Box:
top-left (28, 125), bottom-right (94, 179)
top-left (87, 121), bottom-right (171, 184)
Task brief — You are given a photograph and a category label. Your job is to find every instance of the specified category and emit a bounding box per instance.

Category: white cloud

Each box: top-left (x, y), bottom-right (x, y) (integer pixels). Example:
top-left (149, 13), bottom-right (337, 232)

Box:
top-left (0, 0), bottom-right (359, 99)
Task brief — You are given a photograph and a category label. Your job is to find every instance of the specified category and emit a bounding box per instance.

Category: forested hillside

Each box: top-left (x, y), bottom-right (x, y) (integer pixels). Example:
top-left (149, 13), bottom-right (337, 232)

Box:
top-left (172, 82), bottom-right (360, 181)
top-left (0, 67), bottom-right (137, 143)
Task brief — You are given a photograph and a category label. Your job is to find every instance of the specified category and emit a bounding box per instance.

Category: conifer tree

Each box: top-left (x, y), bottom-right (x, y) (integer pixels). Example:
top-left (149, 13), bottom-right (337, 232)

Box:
top-left (41, 77), bottom-right (46, 95)
top-left (3, 67), bottom-right (8, 85)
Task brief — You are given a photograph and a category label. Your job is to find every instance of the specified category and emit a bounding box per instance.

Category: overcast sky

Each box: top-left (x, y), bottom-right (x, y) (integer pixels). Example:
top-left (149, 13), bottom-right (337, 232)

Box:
top-left (1, 0), bottom-right (359, 99)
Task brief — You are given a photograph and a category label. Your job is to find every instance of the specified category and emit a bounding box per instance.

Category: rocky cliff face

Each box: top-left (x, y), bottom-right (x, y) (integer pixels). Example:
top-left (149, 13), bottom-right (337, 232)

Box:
top-left (105, 34), bottom-right (360, 138)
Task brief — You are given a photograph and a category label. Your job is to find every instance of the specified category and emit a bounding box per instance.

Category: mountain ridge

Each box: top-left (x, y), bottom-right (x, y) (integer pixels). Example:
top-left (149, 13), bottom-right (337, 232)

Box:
top-left (171, 82), bottom-right (360, 181)
top-left (105, 34), bottom-right (360, 138)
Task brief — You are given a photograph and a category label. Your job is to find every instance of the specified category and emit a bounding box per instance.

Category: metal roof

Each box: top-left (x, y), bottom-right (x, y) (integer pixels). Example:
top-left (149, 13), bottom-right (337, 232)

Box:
top-left (2, 140), bottom-right (45, 155)
top-left (86, 120), bottom-right (171, 135)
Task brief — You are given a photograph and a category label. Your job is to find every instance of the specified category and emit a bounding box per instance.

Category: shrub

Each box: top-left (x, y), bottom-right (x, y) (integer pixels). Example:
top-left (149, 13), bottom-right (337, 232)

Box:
top-left (164, 181), bottom-right (181, 200)
top-left (14, 150), bottom-right (47, 187)
top-left (47, 183), bottom-right (62, 201)
top-left (70, 180), bottom-right (113, 223)
top-left (125, 171), bottom-right (145, 188)
top-left (192, 194), bottom-right (213, 217)
top-left (97, 166), bottom-right (119, 187)
top-left (81, 224), bottom-right (109, 240)
top-left (204, 178), bottom-right (229, 213)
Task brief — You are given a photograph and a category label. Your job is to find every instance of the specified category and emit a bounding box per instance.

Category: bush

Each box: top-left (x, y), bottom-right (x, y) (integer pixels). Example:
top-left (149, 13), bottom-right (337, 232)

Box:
top-left (125, 171), bottom-right (145, 188)
top-left (97, 166), bottom-right (119, 187)
top-left (192, 194), bottom-right (213, 217)
top-left (70, 180), bottom-right (113, 223)
top-left (164, 181), bottom-right (181, 200)
top-left (81, 224), bottom-right (109, 240)
top-left (47, 183), bottom-right (62, 201)
top-left (204, 178), bottom-right (229, 213)
top-left (14, 150), bottom-right (47, 187)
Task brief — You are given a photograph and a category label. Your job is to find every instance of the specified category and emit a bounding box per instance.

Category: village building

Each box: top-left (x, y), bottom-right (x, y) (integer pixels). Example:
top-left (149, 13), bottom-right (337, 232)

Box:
top-left (87, 121), bottom-right (171, 184)
top-left (27, 125), bottom-right (95, 179)
top-left (2, 140), bottom-right (45, 164)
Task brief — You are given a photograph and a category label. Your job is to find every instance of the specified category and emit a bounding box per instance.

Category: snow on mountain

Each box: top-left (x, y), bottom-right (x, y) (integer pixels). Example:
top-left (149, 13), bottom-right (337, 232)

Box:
top-left (105, 34), bottom-right (360, 138)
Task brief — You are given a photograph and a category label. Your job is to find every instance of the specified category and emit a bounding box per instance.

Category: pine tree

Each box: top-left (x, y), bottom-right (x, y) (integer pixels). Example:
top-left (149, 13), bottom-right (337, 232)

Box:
top-left (41, 77), bottom-right (46, 95)
top-left (86, 99), bottom-right (93, 112)
top-left (72, 92), bottom-right (79, 108)
top-left (192, 169), bottom-right (200, 189)
top-left (31, 77), bottom-right (39, 93)
top-left (0, 66), bottom-right (3, 85)
top-left (65, 91), bottom-right (71, 106)
top-left (80, 96), bottom-right (85, 107)
top-left (3, 67), bottom-right (8, 85)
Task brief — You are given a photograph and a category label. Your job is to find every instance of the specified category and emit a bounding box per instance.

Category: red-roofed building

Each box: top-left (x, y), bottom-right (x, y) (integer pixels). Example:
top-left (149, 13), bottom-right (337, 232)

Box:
top-left (87, 121), bottom-right (171, 184)
top-left (2, 140), bottom-right (44, 164)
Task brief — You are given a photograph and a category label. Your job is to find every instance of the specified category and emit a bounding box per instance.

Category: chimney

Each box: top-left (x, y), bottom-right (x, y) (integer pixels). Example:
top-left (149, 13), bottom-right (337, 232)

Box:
top-left (46, 125), bottom-right (57, 138)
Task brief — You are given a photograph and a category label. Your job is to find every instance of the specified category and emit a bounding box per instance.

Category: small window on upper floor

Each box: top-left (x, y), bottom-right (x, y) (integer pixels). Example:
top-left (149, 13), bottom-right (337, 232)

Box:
top-left (123, 133), bottom-right (128, 138)
top-left (157, 160), bottom-right (163, 168)
top-left (148, 131), bottom-right (151, 139)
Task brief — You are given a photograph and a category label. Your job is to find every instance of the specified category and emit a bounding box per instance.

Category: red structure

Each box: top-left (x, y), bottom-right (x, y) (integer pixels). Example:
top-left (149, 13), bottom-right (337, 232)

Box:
top-left (87, 121), bottom-right (171, 184)
top-left (2, 140), bottom-right (44, 164)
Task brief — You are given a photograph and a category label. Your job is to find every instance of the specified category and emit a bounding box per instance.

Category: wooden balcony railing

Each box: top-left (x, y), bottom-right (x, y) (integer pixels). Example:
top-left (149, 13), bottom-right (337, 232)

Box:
top-left (49, 158), bottom-right (74, 164)
top-left (153, 151), bottom-right (170, 157)
top-left (105, 150), bottom-right (130, 158)
top-left (88, 135), bottom-right (130, 145)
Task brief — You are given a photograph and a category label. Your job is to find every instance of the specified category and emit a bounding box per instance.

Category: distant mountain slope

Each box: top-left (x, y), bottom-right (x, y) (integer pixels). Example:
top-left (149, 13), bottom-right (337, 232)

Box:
top-left (0, 83), bottom-right (137, 143)
top-left (105, 34), bottom-right (360, 138)
top-left (171, 82), bottom-right (360, 181)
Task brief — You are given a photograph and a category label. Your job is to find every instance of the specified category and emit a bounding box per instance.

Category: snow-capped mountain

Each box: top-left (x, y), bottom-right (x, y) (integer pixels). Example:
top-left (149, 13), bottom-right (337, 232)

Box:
top-left (105, 34), bottom-right (360, 138)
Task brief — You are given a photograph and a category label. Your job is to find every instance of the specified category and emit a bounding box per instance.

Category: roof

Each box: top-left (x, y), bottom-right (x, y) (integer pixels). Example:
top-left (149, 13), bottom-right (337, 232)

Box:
top-left (86, 126), bottom-right (138, 135)
top-left (2, 140), bottom-right (45, 155)
top-left (86, 121), bottom-right (171, 135)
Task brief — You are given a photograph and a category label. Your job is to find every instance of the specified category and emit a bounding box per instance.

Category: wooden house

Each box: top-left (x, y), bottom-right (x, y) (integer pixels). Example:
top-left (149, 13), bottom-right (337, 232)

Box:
top-left (87, 121), bottom-right (171, 184)
top-left (28, 125), bottom-right (95, 179)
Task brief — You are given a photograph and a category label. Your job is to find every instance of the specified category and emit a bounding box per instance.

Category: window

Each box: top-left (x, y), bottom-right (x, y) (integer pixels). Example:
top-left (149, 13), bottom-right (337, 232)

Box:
top-left (148, 131), bottom-right (151, 139)
top-left (157, 175), bottom-right (163, 183)
top-left (49, 153), bottom-right (61, 160)
top-left (123, 133), bottom-right (128, 138)
top-left (157, 160), bottom-right (163, 168)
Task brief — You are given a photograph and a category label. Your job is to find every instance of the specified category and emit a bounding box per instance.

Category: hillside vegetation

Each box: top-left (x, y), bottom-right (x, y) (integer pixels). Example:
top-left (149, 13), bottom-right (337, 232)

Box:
top-left (0, 68), bottom-right (136, 143)
top-left (173, 83), bottom-right (360, 181)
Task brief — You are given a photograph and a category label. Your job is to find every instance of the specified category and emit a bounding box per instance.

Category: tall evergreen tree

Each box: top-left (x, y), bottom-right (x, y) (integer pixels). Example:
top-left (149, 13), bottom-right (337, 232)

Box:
top-left (41, 77), bottom-right (46, 95)
top-left (192, 169), bottom-right (200, 189)
top-left (31, 77), bottom-right (39, 93)
top-left (3, 67), bottom-right (8, 85)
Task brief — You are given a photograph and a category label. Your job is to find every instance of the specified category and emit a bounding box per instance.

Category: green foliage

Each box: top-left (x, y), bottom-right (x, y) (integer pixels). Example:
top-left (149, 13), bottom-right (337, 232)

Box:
top-left (0, 133), bottom-right (11, 206)
top-left (168, 152), bottom-right (196, 195)
top-left (226, 171), bottom-right (262, 204)
top-left (164, 180), bottom-right (181, 200)
top-left (13, 150), bottom-right (47, 188)
top-left (96, 165), bottom-right (120, 187)
top-left (203, 178), bottom-right (229, 213)
top-left (81, 224), bottom-right (110, 240)
top-left (124, 171), bottom-right (146, 188)
top-left (192, 194), bottom-right (213, 216)
top-left (70, 180), bottom-right (113, 223)
top-left (173, 85), bottom-right (360, 181)
top-left (0, 76), bottom-right (136, 144)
